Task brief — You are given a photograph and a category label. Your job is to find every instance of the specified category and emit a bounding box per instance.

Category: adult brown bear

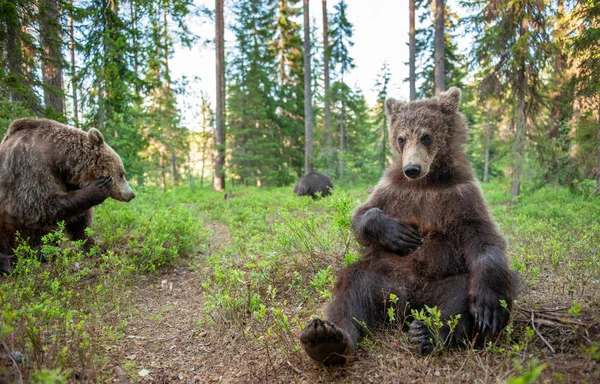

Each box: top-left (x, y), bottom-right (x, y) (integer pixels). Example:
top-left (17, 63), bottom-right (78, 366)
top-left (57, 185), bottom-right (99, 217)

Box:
top-left (293, 171), bottom-right (334, 199)
top-left (300, 88), bottom-right (514, 365)
top-left (0, 118), bottom-right (135, 273)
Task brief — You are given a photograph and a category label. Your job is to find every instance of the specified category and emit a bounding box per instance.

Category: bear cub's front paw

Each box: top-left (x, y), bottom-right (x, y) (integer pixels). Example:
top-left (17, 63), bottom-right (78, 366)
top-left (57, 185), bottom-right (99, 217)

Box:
top-left (300, 319), bottom-right (352, 365)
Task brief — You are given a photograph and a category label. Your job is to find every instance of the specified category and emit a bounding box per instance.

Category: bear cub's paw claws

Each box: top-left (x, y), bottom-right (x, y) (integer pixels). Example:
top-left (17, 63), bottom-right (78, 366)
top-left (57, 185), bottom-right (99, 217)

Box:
top-left (300, 319), bottom-right (351, 366)
top-left (409, 320), bottom-right (436, 356)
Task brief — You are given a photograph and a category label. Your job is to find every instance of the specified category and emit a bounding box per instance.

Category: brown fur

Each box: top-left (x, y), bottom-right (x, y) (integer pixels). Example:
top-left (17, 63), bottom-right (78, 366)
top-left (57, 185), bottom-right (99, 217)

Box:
top-left (0, 118), bottom-right (135, 273)
top-left (293, 171), bottom-right (334, 199)
top-left (300, 88), bottom-right (514, 365)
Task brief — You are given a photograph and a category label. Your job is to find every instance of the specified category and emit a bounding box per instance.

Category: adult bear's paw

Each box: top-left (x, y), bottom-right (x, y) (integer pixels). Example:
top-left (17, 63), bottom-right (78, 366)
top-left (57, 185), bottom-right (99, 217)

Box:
top-left (300, 319), bottom-right (352, 365)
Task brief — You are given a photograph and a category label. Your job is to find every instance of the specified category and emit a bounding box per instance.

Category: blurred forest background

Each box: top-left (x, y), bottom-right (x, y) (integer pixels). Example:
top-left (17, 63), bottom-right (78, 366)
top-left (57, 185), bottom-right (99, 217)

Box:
top-left (0, 0), bottom-right (599, 198)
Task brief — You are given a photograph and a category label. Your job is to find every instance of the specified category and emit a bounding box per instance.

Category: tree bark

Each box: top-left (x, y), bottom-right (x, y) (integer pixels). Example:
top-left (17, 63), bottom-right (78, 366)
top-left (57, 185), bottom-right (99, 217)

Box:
top-left (339, 100), bottom-right (345, 178)
top-left (5, 1), bottom-right (22, 102)
top-left (322, 0), bottom-right (332, 146)
top-left (512, 68), bottom-right (526, 203)
top-left (303, 0), bottom-right (313, 175)
top-left (433, 0), bottom-right (445, 95)
top-left (409, 0), bottom-right (416, 101)
top-left (214, 0), bottom-right (226, 190)
top-left (597, 107), bottom-right (600, 191)
top-left (483, 103), bottom-right (492, 183)
top-left (40, 0), bottom-right (65, 115)
top-left (69, 0), bottom-right (78, 125)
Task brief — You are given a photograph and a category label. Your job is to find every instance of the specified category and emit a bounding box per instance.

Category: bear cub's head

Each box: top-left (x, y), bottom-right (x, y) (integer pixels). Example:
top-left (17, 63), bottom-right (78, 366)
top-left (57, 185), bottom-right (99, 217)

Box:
top-left (85, 129), bottom-right (136, 202)
top-left (385, 87), bottom-right (466, 181)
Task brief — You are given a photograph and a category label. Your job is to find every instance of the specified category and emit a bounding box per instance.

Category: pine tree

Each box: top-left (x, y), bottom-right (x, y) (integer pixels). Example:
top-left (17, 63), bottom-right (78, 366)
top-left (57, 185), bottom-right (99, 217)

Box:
top-left (80, 0), bottom-right (145, 178)
top-left (228, 0), bottom-right (287, 186)
top-left (272, 0), bottom-right (304, 178)
top-left (374, 62), bottom-right (392, 170)
top-left (434, 0), bottom-right (445, 94)
top-left (39, 0), bottom-right (65, 117)
top-left (570, 0), bottom-right (600, 190)
top-left (328, 0), bottom-right (355, 178)
top-left (409, 0), bottom-right (416, 100)
top-left (303, 0), bottom-right (313, 174)
top-left (415, 0), bottom-right (465, 98)
top-left (467, 0), bottom-right (551, 202)
top-left (214, 0), bottom-right (226, 190)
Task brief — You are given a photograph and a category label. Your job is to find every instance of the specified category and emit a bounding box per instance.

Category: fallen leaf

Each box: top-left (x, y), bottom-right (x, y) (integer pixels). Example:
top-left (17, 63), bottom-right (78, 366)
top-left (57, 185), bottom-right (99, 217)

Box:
top-left (138, 369), bottom-right (150, 377)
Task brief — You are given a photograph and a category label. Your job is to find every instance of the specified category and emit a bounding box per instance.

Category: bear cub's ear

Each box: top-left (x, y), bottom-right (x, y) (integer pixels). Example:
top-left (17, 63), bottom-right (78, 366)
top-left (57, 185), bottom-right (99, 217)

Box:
top-left (88, 128), bottom-right (105, 147)
top-left (385, 98), bottom-right (404, 117)
top-left (439, 87), bottom-right (461, 113)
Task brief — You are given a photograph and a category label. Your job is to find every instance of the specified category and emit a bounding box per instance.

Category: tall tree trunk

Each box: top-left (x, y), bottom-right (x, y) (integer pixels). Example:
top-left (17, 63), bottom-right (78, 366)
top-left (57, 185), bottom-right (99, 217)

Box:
top-left (69, 0), bottom-right (78, 125)
top-left (322, 0), bottom-right (332, 146)
top-left (381, 118), bottom-right (387, 170)
top-left (409, 0), bottom-right (416, 101)
top-left (433, 0), bottom-right (445, 95)
top-left (200, 134), bottom-right (208, 188)
top-left (40, 0), bottom-right (65, 115)
top-left (512, 68), bottom-right (526, 203)
top-left (483, 103), bottom-right (492, 183)
top-left (5, 1), bottom-right (23, 102)
top-left (597, 107), bottom-right (600, 191)
top-left (214, 0), bottom-right (226, 190)
top-left (303, 0), bottom-right (313, 175)
top-left (339, 100), bottom-right (345, 178)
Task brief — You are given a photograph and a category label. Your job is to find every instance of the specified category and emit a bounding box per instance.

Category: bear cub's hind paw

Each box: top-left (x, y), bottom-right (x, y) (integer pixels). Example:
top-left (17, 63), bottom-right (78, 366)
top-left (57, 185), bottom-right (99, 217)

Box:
top-left (300, 319), bottom-right (352, 365)
top-left (409, 319), bottom-right (446, 356)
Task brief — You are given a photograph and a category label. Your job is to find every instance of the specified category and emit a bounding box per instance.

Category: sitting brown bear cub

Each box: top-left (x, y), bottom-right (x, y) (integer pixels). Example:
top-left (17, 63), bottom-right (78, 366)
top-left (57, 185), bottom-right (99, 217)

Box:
top-left (300, 88), bottom-right (514, 365)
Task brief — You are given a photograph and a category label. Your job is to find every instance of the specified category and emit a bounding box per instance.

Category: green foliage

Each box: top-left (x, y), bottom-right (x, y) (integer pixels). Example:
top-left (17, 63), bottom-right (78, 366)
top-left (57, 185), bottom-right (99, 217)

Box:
top-left (508, 358), bottom-right (548, 384)
top-left (415, 1), bottom-right (466, 98)
top-left (0, 187), bottom-right (208, 382)
top-left (411, 306), bottom-right (461, 354)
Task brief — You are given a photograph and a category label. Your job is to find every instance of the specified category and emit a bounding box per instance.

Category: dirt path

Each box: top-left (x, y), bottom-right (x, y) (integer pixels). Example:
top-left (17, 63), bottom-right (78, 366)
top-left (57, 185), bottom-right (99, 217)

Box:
top-left (105, 220), bottom-right (242, 383)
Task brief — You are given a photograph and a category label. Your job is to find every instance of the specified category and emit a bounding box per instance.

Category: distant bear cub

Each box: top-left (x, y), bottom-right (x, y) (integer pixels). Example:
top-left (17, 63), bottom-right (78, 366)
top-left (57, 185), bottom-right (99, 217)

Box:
top-left (0, 118), bottom-right (135, 273)
top-left (300, 88), bottom-right (514, 365)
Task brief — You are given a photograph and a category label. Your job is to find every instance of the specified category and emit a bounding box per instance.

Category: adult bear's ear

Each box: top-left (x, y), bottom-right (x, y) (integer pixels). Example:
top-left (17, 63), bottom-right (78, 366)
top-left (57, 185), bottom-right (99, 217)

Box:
top-left (385, 98), bottom-right (403, 117)
top-left (439, 87), bottom-right (461, 113)
top-left (88, 128), bottom-right (105, 147)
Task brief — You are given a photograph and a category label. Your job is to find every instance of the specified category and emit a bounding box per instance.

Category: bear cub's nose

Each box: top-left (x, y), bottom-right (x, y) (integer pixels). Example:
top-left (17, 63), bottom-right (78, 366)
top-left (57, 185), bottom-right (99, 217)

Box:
top-left (404, 164), bottom-right (421, 179)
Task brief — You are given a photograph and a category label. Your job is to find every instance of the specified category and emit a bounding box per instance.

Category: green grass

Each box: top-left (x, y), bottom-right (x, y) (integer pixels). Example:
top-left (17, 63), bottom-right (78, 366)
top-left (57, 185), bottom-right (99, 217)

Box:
top-left (1, 180), bottom-right (599, 382)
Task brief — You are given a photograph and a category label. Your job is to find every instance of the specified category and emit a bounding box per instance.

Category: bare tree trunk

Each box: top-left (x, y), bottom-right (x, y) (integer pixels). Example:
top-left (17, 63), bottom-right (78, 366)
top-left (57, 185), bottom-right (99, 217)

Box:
top-left (483, 104), bottom-right (492, 183)
top-left (381, 118), bottom-right (387, 170)
top-left (409, 0), bottom-right (416, 101)
top-left (597, 107), bottom-right (600, 191)
top-left (433, 0), bottom-right (445, 95)
top-left (322, 0), bottom-right (332, 146)
top-left (40, 0), bottom-right (65, 115)
top-left (69, 0), bottom-right (78, 126)
top-left (512, 70), bottom-right (526, 203)
top-left (339, 100), bottom-right (345, 178)
top-left (200, 133), bottom-right (208, 188)
top-left (214, 0), bottom-right (226, 190)
top-left (303, 0), bottom-right (313, 175)
top-left (5, 1), bottom-right (22, 102)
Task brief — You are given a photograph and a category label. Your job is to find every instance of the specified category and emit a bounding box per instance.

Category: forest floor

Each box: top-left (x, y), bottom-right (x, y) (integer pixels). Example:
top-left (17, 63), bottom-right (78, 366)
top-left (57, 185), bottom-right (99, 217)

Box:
top-left (1, 182), bottom-right (599, 383)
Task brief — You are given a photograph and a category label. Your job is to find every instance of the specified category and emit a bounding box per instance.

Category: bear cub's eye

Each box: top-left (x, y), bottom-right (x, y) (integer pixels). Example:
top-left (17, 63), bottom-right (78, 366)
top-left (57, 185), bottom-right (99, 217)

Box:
top-left (397, 137), bottom-right (406, 148)
top-left (421, 133), bottom-right (433, 146)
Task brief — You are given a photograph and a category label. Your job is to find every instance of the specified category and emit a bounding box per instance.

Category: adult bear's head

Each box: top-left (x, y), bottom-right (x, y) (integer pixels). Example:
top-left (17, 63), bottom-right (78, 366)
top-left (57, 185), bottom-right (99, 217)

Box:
top-left (384, 87), bottom-right (467, 181)
top-left (84, 128), bottom-right (136, 202)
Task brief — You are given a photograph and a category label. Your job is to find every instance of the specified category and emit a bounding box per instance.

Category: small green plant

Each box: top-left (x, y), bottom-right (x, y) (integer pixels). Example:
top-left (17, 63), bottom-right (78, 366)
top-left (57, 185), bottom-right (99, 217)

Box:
top-left (508, 358), bottom-right (547, 384)
top-left (310, 266), bottom-right (335, 299)
top-left (411, 306), bottom-right (461, 354)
